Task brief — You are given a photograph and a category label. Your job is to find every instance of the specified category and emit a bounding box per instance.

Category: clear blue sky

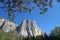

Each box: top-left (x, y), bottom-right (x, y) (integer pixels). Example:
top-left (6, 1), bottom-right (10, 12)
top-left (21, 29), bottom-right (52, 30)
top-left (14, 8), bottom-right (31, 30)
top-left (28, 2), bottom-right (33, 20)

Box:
top-left (0, 0), bottom-right (60, 34)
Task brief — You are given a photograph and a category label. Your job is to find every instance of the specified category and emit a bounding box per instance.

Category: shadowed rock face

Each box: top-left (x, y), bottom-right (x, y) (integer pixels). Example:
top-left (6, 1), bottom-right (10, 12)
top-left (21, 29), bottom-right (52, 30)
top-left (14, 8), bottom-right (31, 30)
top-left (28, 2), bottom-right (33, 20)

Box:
top-left (0, 18), bottom-right (44, 37)
top-left (16, 20), bottom-right (44, 37)
top-left (0, 18), bottom-right (17, 32)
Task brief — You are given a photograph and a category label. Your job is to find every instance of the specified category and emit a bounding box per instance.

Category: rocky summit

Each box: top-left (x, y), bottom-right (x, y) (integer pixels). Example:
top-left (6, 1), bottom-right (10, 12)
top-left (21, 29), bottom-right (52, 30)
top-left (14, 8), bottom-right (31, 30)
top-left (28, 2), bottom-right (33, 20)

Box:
top-left (0, 18), bottom-right (44, 37)
top-left (16, 20), bottom-right (44, 37)
top-left (0, 18), bottom-right (17, 32)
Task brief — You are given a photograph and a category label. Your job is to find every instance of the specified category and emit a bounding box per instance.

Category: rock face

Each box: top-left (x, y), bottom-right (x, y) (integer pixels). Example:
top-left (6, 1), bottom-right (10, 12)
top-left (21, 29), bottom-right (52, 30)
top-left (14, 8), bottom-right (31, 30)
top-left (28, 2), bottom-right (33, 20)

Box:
top-left (16, 20), bottom-right (44, 37)
top-left (0, 18), bottom-right (17, 32)
top-left (0, 18), bottom-right (44, 37)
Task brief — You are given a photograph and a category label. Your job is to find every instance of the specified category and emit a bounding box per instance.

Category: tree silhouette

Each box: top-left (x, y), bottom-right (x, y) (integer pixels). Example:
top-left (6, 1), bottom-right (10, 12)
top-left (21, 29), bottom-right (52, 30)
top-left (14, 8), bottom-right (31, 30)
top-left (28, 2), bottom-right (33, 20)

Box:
top-left (0, 0), bottom-right (53, 22)
top-left (49, 27), bottom-right (60, 40)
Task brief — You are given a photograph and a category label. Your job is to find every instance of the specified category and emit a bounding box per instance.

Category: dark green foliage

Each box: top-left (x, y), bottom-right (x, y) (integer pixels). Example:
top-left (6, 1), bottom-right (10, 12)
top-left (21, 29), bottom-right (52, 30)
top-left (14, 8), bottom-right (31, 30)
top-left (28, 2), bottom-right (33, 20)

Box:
top-left (0, 30), bottom-right (7, 40)
top-left (44, 33), bottom-right (49, 40)
top-left (49, 27), bottom-right (60, 40)
top-left (0, 0), bottom-right (60, 22)
top-left (36, 35), bottom-right (43, 40)
top-left (57, 0), bottom-right (60, 2)
top-left (0, 30), bottom-right (17, 40)
top-left (0, 30), bottom-right (44, 40)
top-left (49, 0), bottom-right (53, 8)
top-left (0, 0), bottom-right (53, 22)
top-left (0, 27), bottom-right (60, 40)
top-left (50, 27), bottom-right (60, 36)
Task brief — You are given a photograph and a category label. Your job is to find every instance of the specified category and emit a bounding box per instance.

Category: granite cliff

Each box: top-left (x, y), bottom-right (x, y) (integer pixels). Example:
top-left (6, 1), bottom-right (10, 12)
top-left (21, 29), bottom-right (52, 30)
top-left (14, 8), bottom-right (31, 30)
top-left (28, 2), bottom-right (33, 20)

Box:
top-left (0, 18), bottom-right (17, 32)
top-left (0, 18), bottom-right (44, 37)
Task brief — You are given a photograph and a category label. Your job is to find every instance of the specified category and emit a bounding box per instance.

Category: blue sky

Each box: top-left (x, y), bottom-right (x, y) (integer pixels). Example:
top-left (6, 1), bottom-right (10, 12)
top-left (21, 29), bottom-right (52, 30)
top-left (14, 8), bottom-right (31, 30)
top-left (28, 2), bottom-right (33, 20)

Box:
top-left (0, 0), bottom-right (60, 34)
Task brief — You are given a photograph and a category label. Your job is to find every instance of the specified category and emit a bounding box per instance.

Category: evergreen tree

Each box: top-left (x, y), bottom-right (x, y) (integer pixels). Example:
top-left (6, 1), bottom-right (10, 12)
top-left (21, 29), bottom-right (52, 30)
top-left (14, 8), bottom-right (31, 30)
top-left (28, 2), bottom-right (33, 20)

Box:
top-left (49, 27), bottom-right (60, 40)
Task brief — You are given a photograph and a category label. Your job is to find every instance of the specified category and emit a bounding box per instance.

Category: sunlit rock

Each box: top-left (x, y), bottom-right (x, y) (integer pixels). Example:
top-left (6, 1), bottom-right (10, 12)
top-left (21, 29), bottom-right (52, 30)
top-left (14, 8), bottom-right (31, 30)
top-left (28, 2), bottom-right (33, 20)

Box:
top-left (0, 18), bottom-right (17, 32)
top-left (16, 20), bottom-right (45, 37)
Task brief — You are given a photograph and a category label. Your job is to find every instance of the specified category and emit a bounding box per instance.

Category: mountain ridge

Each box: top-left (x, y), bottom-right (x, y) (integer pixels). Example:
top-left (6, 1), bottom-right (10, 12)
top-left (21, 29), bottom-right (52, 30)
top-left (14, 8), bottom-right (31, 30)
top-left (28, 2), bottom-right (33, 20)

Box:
top-left (0, 18), bottom-right (44, 37)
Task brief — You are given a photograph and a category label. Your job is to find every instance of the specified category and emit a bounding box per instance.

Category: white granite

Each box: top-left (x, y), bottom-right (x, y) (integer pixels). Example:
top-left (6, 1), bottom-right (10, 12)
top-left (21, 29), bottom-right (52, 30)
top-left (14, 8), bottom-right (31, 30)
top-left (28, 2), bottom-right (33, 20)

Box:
top-left (18, 20), bottom-right (44, 37)
top-left (0, 18), bottom-right (44, 37)
top-left (0, 18), bottom-right (17, 32)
